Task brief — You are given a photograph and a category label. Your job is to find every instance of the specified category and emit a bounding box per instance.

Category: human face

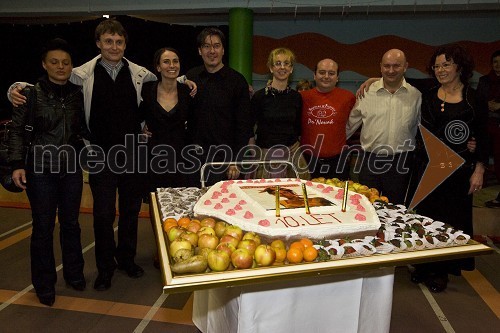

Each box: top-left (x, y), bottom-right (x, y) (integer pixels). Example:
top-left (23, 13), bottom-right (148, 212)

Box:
top-left (96, 32), bottom-right (126, 65)
top-left (157, 50), bottom-right (180, 80)
top-left (42, 50), bottom-right (72, 85)
top-left (493, 55), bottom-right (500, 76)
top-left (314, 59), bottom-right (338, 93)
top-left (380, 50), bottom-right (407, 89)
top-left (433, 54), bottom-right (460, 86)
top-left (270, 54), bottom-right (293, 82)
top-left (198, 35), bottom-right (224, 73)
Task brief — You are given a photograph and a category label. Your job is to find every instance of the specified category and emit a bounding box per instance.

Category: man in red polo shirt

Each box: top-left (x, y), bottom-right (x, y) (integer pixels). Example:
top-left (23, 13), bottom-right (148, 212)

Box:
top-left (300, 58), bottom-right (356, 180)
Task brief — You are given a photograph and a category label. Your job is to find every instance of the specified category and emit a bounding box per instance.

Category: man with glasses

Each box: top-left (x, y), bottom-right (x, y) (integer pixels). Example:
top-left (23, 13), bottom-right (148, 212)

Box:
top-left (185, 27), bottom-right (253, 186)
top-left (346, 49), bottom-right (421, 204)
top-left (301, 58), bottom-right (356, 180)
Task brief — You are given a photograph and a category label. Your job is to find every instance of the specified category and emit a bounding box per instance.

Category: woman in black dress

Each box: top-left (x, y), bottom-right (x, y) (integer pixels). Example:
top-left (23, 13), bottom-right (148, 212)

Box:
top-left (141, 47), bottom-right (194, 191)
top-left (412, 44), bottom-right (488, 292)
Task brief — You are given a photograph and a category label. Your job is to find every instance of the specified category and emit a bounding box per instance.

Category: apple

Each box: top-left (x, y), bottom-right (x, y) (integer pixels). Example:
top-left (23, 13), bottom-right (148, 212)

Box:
top-left (180, 231), bottom-right (199, 247)
top-left (219, 234), bottom-right (239, 248)
top-left (237, 239), bottom-right (257, 255)
top-left (214, 221), bottom-right (228, 238)
top-left (197, 234), bottom-right (219, 250)
top-left (254, 244), bottom-right (276, 266)
top-left (223, 225), bottom-right (243, 241)
top-left (270, 239), bottom-right (286, 250)
top-left (207, 249), bottom-right (230, 271)
top-left (231, 248), bottom-right (254, 269)
top-left (197, 247), bottom-right (213, 259)
top-left (167, 226), bottom-right (185, 242)
top-left (200, 217), bottom-right (216, 228)
top-left (216, 242), bottom-right (236, 257)
top-left (169, 239), bottom-right (192, 257)
top-left (197, 226), bottom-right (216, 237)
top-left (186, 220), bottom-right (201, 233)
top-left (242, 232), bottom-right (261, 246)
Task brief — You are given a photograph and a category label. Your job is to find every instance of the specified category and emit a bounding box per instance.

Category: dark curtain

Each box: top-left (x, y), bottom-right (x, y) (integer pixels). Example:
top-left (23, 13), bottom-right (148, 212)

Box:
top-left (0, 15), bottom-right (228, 119)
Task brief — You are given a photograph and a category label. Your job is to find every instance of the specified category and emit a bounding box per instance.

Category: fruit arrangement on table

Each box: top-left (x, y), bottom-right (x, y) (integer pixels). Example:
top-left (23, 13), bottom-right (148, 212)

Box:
top-left (160, 178), bottom-right (471, 276)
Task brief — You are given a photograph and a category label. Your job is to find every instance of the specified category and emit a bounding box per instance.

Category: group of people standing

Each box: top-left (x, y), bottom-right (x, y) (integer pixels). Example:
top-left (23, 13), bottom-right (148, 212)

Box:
top-left (6, 17), bottom-right (496, 306)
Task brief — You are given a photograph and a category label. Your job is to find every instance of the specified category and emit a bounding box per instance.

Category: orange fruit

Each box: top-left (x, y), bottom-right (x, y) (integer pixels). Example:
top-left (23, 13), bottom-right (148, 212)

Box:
top-left (286, 248), bottom-right (303, 264)
top-left (299, 238), bottom-right (314, 249)
top-left (274, 247), bottom-right (287, 263)
top-left (303, 247), bottom-right (318, 262)
top-left (163, 217), bottom-right (177, 224)
top-left (289, 241), bottom-right (305, 252)
top-left (162, 220), bottom-right (178, 233)
top-left (177, 216), bottom-right (191, 228)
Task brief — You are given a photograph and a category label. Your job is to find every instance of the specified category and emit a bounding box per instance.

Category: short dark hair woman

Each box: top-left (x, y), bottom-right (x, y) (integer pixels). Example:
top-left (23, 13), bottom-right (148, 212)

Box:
top-left (8, 38), bottom-right (86, 306)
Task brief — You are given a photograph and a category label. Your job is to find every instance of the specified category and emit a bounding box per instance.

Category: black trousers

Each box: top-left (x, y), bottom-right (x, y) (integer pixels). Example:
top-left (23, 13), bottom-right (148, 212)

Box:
top-left (358, 151), bottom-right (413, 205)
top-left (27, 169), bottom-right (84, 296)
top-left (89, 166), bottom-right (144, 274)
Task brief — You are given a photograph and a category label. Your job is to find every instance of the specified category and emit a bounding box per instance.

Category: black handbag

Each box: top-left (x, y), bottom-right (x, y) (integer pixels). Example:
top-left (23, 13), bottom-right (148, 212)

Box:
top-left (0, 88), bottom-right (36, 193)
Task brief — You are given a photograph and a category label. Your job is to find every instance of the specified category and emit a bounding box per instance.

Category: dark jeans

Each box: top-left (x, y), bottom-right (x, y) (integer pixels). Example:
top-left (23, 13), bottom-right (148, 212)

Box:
top-left (358, 151), bottom-right (413, 205)
top-left (304, 153), bottom-right (350, 181)
top-left (89, 166), bottom-right (143, 273)
top-left (26, 168), bottom-right (84, 296)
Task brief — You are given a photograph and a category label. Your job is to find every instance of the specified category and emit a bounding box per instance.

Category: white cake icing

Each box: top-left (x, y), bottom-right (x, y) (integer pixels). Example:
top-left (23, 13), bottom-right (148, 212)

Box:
top-left (193, 178), bottom-right (381, 240)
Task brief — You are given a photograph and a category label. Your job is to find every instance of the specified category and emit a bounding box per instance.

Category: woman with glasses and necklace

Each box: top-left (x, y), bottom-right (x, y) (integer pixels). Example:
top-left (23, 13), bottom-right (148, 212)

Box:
top-left (410, 44), bottom-right (489, 293)
top-left (249, 48), bottom-right (309, 180)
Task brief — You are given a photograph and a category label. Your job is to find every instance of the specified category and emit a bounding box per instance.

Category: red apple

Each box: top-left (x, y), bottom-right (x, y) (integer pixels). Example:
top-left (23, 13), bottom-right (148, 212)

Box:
top-left (214, 221), bottom-right (228, 238)
top-left (180, 231), bottom-right (199, 247)
top-left (197, 234), bottom-right (219, 250)
top-left (169, 239), bottom-right (192, 257)
top-left (167, 226), bottom-right (185, 242)
top-left (197, 226), bottom-right (216, 237)
top-left (254, 244), bottom-right (276, 266)
top-left (224, 225), bottom-right (243, 241)
top-left (186, 220), bottom-right (201, 233)
top-left (216, 242), bottom-right (236, 257)
top-left (200, 217), bottom-right (216, 228)
top-left (237, 239), bottom-right (257, 255)
top-left (207, 249), bottom-right (230, 271)
top-left (219, 234), bottom-right (239, 248)
top-left (231, 248), bottom-right (254, 269)
top-left (242, 232), bottom-right (262, 246)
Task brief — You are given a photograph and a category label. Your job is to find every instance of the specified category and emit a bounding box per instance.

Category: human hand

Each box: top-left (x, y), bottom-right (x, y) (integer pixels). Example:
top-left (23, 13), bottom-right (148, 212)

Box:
top-left (12, 169), bottom-right (27, 190)
top-left (227, 165), bottom-right (240, 180)
top-left (488, 100), bottom-right (500, 112)
top-left (356, 77), bottom-right (378, 99)
top-left (142, 124), bottom-right (152, 138)
top-left (11, 85), bottom-right (27, 107)
top-left (186, 79), bottom-right (198, 97)
top-left (467, 137), bottom-right (476, 153)
top-left (468, 163), bottom-right (484, 195)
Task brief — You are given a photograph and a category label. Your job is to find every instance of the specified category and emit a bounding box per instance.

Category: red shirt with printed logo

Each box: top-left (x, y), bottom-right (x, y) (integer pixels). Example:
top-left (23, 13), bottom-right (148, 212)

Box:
top-left (300, 87), bottom-right (356, 158)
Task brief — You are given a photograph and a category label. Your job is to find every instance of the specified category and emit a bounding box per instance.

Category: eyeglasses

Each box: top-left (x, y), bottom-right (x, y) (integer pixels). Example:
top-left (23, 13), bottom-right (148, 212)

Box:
top-left (273, 61), bottom-right (292, 68)
top-left (431, 62), bottom-right (455, 71)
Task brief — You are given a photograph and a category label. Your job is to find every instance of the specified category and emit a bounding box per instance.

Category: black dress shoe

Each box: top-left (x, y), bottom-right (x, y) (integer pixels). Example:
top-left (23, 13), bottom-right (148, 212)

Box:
top-left (425, 273), bottom-right (448, 293)
top-left (66, 279), bottom-right (86, 291)
top-left (94, 272), bottom-right (113, 291)
top-left (118, 263), bottom-right (144, 278)
top-left (37, 294), bottom-right (55, 306)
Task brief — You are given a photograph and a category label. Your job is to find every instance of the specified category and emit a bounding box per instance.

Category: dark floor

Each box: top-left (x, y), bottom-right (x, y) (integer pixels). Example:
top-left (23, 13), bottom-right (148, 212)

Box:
top-left (0, 205), bottom-right (498, 333)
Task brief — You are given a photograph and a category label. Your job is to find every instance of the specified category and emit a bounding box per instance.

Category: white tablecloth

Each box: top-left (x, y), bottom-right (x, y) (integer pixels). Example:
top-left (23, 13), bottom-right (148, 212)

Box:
top-left (193, 267), bottom-right (395, 333)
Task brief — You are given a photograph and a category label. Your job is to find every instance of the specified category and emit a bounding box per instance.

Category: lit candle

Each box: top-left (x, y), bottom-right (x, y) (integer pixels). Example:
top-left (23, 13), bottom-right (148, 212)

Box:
top-left (301, 183), bottom-right (310, 214)
top-left (275, 185), bottom-right (280, 217)
top-left (341, 180), bottom-right (348, 212)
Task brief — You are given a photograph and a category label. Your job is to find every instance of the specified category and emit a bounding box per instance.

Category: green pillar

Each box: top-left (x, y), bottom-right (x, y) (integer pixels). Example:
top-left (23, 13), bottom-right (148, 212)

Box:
top-left (229, 8), bottom-right (253, 84)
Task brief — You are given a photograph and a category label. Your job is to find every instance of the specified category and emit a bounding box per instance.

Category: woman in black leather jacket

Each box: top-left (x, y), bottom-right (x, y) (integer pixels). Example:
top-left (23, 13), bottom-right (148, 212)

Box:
top-left (8, 38), bottom-right (86, 306)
